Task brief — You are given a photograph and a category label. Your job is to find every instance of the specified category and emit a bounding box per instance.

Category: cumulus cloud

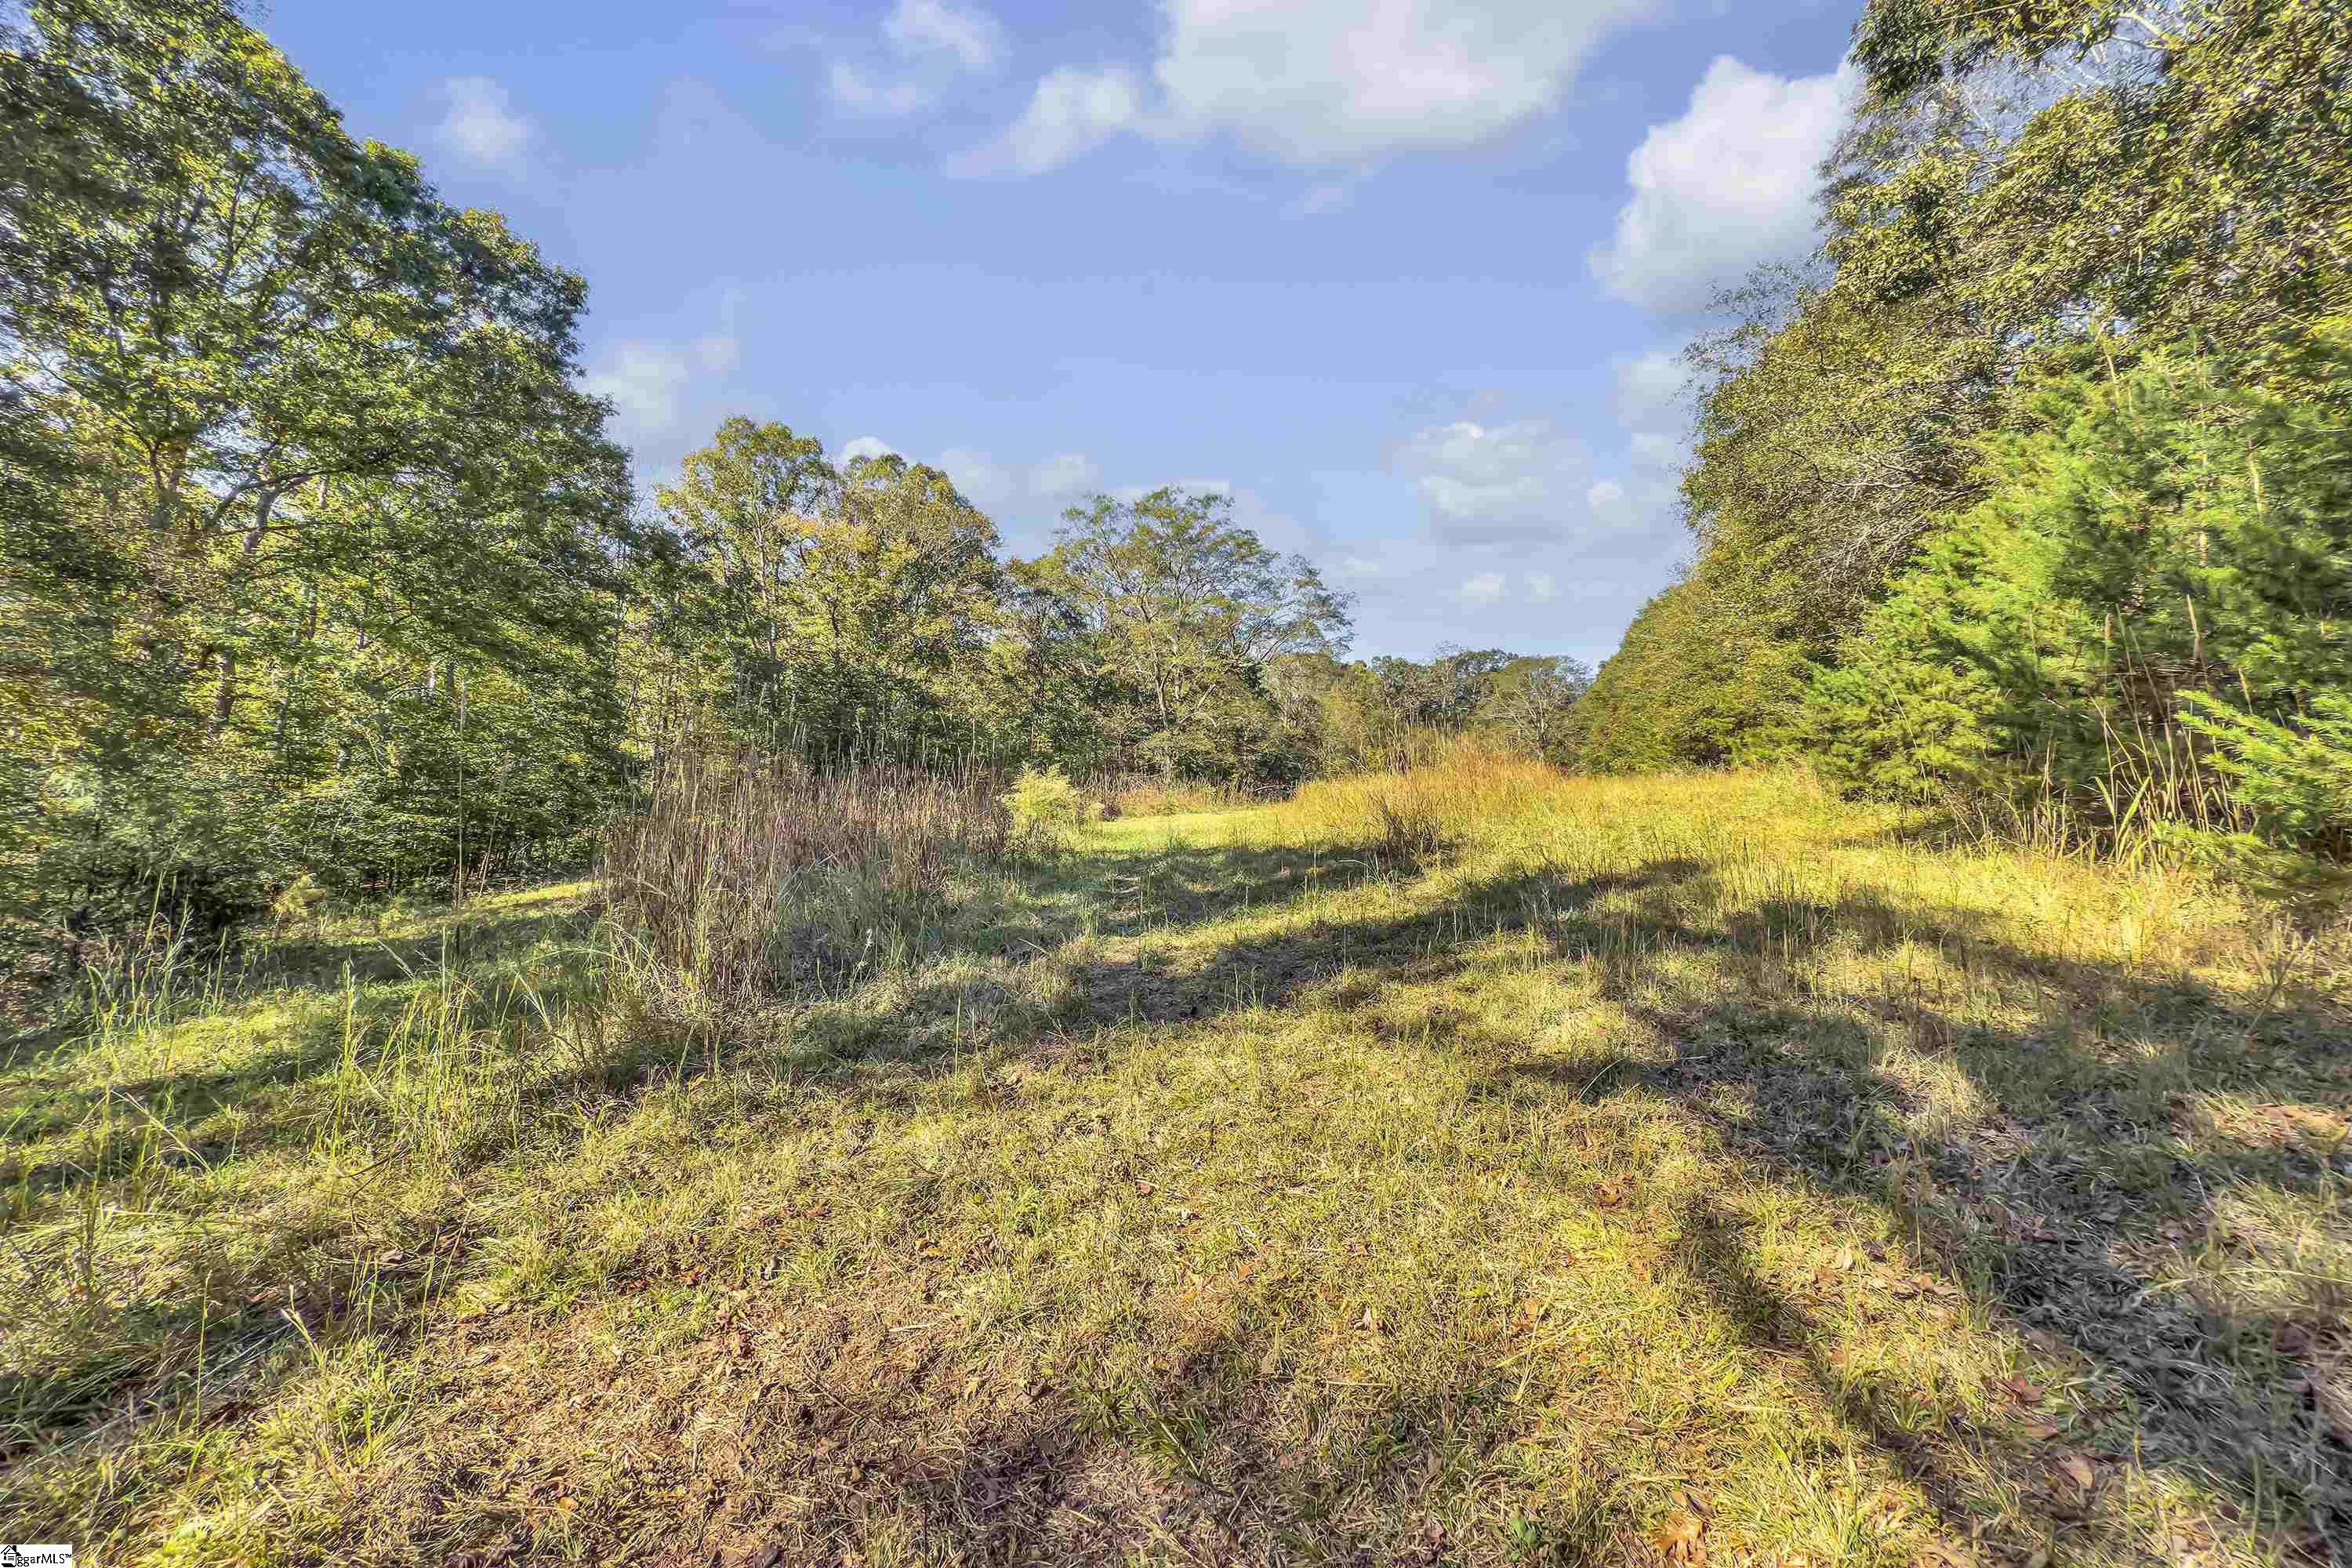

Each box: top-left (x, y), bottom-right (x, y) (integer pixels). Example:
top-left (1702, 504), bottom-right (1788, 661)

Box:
top-left (1589, 56), bottom-right (1855, 313)
top-left (1587, 477), bottom-right (1629, 517)
top-left (1630, 430), bottom-right (1682, 470)
top-left (1613, 346), bottom-right (1695, 479)
top-left (1457, 572), bottom-right (1508, 607)
top-left (829, 62), bottom-right (936, 116)
top-left (840, 436), bottom-right (901, 463)
top-left (949, 65), bottom-right (1146, 176)
top-left (958, 0), bottom-right (1666, 176)
top-left (937, 447), bottom-right (1108, 521)
top-left (832, 0), bottom-right (1005, 118)
top-left (1392, 418), bottom-right (1598, 543)
top-left (884, 0), bottom-right (1005, 71)
top-left (1031, 452), bottom-right (1103, 495)
top-left (434, 77), bottom-right (534, 172)
top-left (1615, 349), bottom-right (1685, 429)
top-left (584, 332), bottom-right (740, 457)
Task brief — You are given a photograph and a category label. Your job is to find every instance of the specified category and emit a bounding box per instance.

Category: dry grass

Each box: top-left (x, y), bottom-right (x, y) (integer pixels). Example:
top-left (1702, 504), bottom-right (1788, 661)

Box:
top-left (3, 760), bottom-right (2348, 1567)
top-left (1102, 776), bottom-right (1255, 820)
top-left (602, 754), bottom-right (1013, 1000)
top-left (1279, 741), bottom-right (1589, 861)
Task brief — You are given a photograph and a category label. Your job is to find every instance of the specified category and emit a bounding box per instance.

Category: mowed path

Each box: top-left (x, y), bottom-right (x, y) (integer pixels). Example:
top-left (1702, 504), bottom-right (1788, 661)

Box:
top-left (5, 775), bottom-right (2349, 1567)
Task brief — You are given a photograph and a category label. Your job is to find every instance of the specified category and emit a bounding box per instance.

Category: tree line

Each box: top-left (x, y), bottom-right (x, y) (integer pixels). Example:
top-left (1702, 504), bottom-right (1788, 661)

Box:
top-left (0, 0), bottom-right (1588, 962)
top-left (1573, 0), bottom-right (2350, 915)
top-left (12, 0), bottom-right (2344, 967)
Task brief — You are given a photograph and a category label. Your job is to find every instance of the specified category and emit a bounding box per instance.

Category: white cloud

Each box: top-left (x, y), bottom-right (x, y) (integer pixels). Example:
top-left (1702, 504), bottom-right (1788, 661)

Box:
top-left (1392, 418), bottom-right (1595, 543)
top-left (1613, 347), bottom-right (1693, 477)
top-left (960, 0), bottom-right (1666, 176)
top-left (1631, 431), bottom-right (1682, 470)
top-left (833, 0), bottom-right (1005, 118)
top-left (434, 77), bottom-right (534, 172)
top-left (1589, 56), bottom-right (1855, 313)
top-left (1528, 572), bottom-right (1558, 602)
top-left (1457, 572), bottom-right (1508, 607)
top-left (1615, 349), bottom-right (1684, 428)
top-left (884, 0), bottom-right (1004, 72)
top-left (1032, 452), bottom-right (1102, 495)
top-left (1587, 477), bottom-right (1635, 529)
top-left (938, 446), bottom-right (1109, 521)
top-left (949, 65), bottom-right (1146, 176)
top-left (829, 62), bottom-right (936, 116)
top-left (584, 333), bottom-right (740, 455)
top-left (840, 436), bottom-right (901, 463)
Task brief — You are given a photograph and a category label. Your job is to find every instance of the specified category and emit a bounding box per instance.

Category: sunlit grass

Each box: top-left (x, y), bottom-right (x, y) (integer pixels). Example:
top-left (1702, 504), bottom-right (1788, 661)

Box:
top-left (3, 764), bottom-right (2347, 1566)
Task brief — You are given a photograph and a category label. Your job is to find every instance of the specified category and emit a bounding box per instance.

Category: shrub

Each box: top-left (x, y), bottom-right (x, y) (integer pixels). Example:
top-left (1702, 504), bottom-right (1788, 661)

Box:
top-left (1003, 766), bottom-right (1102, 844)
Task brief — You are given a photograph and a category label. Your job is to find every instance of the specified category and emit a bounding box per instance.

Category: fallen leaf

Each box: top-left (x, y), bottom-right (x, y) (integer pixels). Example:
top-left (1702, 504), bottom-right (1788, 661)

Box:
top-left (1259, 1347), bottom-right (1282, 1377)
top-left (1833, 1247), bottom-right (1857, 1272)
top-left (1359, 1306), bottom-right (1379, 1332)
top-left (1998, 1374), bottom-right (2045, 1405)
top-left (1235, 1261), bottom-right (1258, 1283)
top-left (2056, 1454), bottom-right (2096, 1493)
top-left (1653, 1512), bottom-right (1706, 1564)
top-left (556, 1495), bottom-right (577, 1513)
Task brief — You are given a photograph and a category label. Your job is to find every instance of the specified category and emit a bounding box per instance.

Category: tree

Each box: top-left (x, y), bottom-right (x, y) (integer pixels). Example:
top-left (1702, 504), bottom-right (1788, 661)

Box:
top-left (1809, 332), bottom-right (2352, 841)
top-left (1026, 488), bottom-right (1353, 780)
top-left (644, 420), bottom-right (1004, 767)
top-left (2, 0), bottom-right (645, 942)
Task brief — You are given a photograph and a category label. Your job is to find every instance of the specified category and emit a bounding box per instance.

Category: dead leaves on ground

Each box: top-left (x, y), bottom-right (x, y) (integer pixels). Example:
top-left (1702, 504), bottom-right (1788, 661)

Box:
top-left (1653, 1492), bottom-right (1711, 1565)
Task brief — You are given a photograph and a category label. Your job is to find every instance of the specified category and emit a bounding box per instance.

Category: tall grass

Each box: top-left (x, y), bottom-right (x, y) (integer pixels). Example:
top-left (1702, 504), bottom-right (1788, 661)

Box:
top-left (1274, 739), bottom-right (1572, 858)
top-left (1093, 775), bottom-right (1254, 819)
top-left (600, 754), bottom-right (1012, 1001)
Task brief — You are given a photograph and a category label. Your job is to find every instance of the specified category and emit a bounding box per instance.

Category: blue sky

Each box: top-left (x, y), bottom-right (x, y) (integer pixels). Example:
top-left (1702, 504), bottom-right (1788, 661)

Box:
top-left (266, 0), bottom-right (1860, 666)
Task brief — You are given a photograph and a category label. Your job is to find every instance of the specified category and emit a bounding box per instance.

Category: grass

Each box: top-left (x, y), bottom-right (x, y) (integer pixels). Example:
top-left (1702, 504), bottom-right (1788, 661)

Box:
top-left (1100, 776), bottom-right (1257, 819)
top-left (2, 762), bottom-right (2347, 1567)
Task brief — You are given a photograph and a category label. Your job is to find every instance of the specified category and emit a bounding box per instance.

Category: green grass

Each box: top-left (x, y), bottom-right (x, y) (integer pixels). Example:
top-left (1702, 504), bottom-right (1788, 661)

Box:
top-left (3, 768), bottom-right (2348, 1566)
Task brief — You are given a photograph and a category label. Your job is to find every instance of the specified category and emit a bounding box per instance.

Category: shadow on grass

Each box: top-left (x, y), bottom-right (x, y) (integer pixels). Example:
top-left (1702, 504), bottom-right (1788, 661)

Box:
top-left (1047, 851), bottom-right (2352, 1564)
top-left (11, 833), bottom-right (2350, 1563)
top-left (589, 844), bottom-right (2349, 1559)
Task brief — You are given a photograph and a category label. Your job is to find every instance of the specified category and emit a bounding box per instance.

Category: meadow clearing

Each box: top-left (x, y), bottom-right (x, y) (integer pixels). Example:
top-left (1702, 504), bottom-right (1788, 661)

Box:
top-left (2, 762), bottom-right (2347, 1567)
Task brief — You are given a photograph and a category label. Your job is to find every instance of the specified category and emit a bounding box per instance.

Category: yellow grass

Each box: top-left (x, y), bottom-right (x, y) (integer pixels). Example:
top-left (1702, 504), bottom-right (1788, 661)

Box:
top-left (3, 763), bottom-right (2347, 1566)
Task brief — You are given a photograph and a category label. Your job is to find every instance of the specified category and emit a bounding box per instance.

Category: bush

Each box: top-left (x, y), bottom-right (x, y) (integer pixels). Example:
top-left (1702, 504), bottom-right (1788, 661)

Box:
top-left (1002, 766), bottom-right (1101, 844)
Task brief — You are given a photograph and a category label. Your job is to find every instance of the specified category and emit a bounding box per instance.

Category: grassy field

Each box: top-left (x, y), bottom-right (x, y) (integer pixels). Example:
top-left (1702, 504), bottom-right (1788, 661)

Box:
top-left (3, 766), bottom-right (2348, 1567)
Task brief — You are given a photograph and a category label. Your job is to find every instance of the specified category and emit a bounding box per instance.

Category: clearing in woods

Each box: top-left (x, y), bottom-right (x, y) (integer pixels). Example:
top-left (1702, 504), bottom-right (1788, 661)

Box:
top-left (3, 769), bottom-right (2348, 1566)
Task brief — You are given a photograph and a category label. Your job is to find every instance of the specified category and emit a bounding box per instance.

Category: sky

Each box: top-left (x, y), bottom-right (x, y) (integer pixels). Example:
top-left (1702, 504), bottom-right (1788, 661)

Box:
top-left (262, 0), bottom-right (1862, 667)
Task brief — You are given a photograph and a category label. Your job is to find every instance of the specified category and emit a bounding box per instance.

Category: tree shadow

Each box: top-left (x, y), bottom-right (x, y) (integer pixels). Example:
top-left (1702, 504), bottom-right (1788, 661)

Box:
top-left (889, 844), bottom-right (2350, 1560)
